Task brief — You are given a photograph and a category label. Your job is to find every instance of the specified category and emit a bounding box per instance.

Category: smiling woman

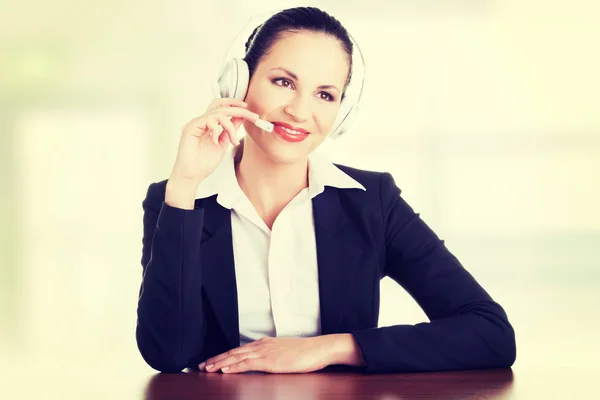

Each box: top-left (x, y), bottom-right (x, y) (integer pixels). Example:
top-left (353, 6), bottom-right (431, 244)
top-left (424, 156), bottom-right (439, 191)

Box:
top-left (243, 32), bottom-right (345, 153)
top-left (236, 10), bottom-right (356, 162)
top-left (136, 6), bottom-right (516, 375)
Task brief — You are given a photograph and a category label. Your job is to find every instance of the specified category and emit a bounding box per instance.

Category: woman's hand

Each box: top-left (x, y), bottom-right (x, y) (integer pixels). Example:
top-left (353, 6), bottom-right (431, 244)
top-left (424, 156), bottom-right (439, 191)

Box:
top-left (198, 336), bottom-right (334, 374)
top-left (169, 98), bottom-right (258, 185)
top-left (165, 98), bottom-right (258, 209)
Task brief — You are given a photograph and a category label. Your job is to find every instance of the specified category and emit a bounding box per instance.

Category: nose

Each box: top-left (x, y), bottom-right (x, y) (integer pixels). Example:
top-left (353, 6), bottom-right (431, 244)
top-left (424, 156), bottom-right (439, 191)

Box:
top-left (284, 93), bottom-right (311, 122)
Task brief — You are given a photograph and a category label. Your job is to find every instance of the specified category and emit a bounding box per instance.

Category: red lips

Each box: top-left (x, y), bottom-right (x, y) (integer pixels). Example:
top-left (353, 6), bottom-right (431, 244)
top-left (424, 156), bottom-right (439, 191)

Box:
top-left (271, 121), bottom-right (310, 134)
top-left (271, 121), bottom-right (310, 143)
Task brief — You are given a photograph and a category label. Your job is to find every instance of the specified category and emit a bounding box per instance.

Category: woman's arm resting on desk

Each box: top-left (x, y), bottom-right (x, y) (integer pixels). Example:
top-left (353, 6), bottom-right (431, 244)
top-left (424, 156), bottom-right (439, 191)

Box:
top-left (136, 182), bottom-right (207, 373)
top-left (350, 173), bottom-right (516, 373)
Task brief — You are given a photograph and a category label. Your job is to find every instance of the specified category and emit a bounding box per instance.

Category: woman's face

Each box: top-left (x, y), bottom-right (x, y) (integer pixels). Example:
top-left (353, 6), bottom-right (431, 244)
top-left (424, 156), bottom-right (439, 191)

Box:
top-left (242, 31), bottom-right (350, 165)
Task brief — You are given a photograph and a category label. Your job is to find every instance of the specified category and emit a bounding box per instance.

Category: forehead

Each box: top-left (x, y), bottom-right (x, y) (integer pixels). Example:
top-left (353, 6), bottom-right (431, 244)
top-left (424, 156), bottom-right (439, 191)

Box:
top-left (261, 32), bottom-right (349, 84)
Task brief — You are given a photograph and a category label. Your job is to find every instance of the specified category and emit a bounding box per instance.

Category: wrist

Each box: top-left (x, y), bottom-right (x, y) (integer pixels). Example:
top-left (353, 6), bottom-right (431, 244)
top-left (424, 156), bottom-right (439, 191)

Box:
top-left (165, 178), bottom-right (201, 210)
top-left (321, 333), bottom-right (366, 367)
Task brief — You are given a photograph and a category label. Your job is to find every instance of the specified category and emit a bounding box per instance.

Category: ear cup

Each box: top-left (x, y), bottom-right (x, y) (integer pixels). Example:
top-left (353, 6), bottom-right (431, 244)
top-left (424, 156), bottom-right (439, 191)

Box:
top-left (216, 58), bottom-right (250, 100)
top-left (329, 103), bottom-right (359, 139)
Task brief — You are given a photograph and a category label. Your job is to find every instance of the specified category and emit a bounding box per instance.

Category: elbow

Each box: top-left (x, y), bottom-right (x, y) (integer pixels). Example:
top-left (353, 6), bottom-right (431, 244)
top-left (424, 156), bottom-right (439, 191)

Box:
top-left (147, 360), bottom-right (186, 374)
top-left (144, 356), bottom-right (187, 374)
top-left (136, 323), bottom-right (187, 373)
top-left (496, 321), bottom-right (517, 368)
top-left (478, 308), bottom-right (517, 368)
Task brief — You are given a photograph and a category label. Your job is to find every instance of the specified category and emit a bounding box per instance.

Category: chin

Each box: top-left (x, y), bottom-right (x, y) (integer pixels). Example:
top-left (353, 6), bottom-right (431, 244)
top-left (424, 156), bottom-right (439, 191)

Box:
top-left (270, 150), bottom-right (311, 165)
top-left (260, 140), bottom-right (312, 165)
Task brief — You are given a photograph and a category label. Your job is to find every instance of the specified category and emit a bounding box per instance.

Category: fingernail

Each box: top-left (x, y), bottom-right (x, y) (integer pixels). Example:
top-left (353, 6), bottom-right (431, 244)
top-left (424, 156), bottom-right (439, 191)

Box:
top-left (206, 364), bottom-right (214, 370)
top-left (198, 362), bottom-right (206, 370)
top-left (221, 367), bottom-right (229, 372)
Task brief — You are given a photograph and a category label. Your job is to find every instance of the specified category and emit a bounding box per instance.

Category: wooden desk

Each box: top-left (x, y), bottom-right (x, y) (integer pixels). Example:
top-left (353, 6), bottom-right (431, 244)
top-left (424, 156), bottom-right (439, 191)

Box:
top-left (144, 369), bottom-right (514, 399)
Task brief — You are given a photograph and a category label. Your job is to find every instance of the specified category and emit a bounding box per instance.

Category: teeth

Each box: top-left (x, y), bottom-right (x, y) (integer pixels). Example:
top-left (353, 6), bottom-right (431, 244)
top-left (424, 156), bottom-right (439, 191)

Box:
top-left (281, 126), bottom-right (305, 135)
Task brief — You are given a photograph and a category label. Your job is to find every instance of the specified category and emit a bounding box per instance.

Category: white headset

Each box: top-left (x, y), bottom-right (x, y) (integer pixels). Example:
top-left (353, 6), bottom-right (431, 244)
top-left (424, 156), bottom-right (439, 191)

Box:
top-left (212, 20), bottom-right (366, 139)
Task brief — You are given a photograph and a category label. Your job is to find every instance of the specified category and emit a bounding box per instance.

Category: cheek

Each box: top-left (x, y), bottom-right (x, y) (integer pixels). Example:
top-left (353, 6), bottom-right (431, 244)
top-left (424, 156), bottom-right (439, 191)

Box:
top-left (245, 80), bottom-right (280, 114)
top-left (315, 106), bottom-right (341, 132)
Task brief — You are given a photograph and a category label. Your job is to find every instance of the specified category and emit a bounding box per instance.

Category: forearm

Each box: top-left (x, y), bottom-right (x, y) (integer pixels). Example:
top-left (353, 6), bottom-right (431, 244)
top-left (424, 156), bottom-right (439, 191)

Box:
top-left (351, 302), bottom-right (516, 373)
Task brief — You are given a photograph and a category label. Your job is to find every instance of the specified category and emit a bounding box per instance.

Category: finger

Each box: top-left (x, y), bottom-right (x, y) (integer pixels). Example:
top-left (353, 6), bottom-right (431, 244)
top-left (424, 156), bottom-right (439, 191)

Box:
top-left (215, 114), bottom-right (240, 146)
top-left (189, 109), bottom-right (256, 136)
top-left (206, 98), bottom-right (247, 111)
top-left (207, 352), bottom-right (261, 372)
top-left (205, 115), bottom-right (219, 133)
top-left (222, 357), bottom-right (266, 374)
top-left (201, 343), bottom-right (259, 370)
top-left (205, 351), bottom-right (260, 373)
top-left (204, 116), bottom-right (221, 145)
top-left (209, 107), bottom-right (258, 122)
top-left (206, 98), bottom-right (248, 111)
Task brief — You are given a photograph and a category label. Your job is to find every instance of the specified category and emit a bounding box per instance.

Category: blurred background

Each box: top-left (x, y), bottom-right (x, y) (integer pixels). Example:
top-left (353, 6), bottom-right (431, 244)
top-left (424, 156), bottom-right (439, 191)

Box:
top-left (1, 0), bottom-right (599, 398)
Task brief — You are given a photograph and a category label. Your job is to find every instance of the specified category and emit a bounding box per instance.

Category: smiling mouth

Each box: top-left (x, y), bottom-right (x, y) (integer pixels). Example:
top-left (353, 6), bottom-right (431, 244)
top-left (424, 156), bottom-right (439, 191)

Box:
top-left (278, 126), bottom-right (308, 135)
top-left (272, 122), bottom-right (310, 135)
top-left (272, 124), bottom-right (310, 143)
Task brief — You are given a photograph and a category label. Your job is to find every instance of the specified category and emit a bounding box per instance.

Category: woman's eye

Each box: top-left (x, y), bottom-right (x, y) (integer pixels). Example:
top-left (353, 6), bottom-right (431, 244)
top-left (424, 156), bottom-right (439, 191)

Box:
top-left (320, 92), bottom-right (334, 102)
top-left (273, 78), bottom-right (292, 88)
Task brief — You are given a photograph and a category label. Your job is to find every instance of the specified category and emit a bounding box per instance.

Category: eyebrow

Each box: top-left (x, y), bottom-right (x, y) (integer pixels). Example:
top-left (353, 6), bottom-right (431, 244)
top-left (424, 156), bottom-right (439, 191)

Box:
top-left (269, 67), bottom-right (340, 93)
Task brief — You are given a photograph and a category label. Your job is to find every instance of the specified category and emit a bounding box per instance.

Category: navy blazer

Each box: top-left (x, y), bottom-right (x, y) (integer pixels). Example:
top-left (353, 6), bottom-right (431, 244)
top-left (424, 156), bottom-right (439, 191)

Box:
top-left (136, 165), bottom-right (516, 373)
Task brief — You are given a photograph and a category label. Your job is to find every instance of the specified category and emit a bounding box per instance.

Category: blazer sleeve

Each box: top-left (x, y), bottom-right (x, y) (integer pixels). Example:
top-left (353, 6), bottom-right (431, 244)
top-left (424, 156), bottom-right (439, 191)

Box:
top-left (136, 182), bottom-right (206, 372)
top-left (351, 172), bottom-right (516, 373)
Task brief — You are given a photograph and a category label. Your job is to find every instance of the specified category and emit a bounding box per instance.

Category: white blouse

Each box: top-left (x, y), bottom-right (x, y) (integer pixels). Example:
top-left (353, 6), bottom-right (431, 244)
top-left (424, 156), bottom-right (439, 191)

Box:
top-left (195, 148), bottom-right (365, 345)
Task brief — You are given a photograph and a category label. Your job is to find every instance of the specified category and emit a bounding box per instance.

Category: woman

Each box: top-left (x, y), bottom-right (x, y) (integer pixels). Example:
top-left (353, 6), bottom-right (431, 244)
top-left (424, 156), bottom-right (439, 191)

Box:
top-left (137, 6), bottom-right (516, 374)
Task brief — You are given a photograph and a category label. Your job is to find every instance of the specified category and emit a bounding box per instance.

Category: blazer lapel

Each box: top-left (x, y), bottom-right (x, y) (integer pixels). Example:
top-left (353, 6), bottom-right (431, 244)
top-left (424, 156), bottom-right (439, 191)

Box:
top-left (197, 196), bottom-right (240, 350)
top-left (313, 187), bottom-right (365, 335)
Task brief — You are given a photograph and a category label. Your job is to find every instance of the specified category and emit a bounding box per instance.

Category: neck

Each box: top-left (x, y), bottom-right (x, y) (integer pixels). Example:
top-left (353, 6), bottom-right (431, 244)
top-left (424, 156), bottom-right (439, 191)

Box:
top-left (234, 138), bottom-right (309, 215)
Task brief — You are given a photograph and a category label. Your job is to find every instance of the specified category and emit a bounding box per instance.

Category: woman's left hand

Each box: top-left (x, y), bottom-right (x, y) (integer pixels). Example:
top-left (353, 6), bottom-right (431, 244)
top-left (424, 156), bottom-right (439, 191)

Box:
top-left (199, 336), bottom-right (333, 374)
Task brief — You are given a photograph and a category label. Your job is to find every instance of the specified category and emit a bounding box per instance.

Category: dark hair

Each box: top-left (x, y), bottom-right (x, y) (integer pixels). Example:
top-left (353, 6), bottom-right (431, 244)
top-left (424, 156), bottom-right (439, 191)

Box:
top-left (243, 7), bottom-right (354, 101)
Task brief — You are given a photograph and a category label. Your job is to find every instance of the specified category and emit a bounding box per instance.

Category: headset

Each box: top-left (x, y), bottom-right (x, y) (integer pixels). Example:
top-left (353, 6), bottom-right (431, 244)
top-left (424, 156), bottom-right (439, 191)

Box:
top-left (212, 12), bottom-right (366, 139)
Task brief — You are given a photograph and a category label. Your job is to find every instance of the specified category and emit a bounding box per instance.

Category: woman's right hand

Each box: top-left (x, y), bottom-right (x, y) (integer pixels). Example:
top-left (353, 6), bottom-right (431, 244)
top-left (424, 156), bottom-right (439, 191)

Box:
top-left (169, 98), bottom-right (259, 184)
top-left (165, 98), bottom-right (258, 210)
